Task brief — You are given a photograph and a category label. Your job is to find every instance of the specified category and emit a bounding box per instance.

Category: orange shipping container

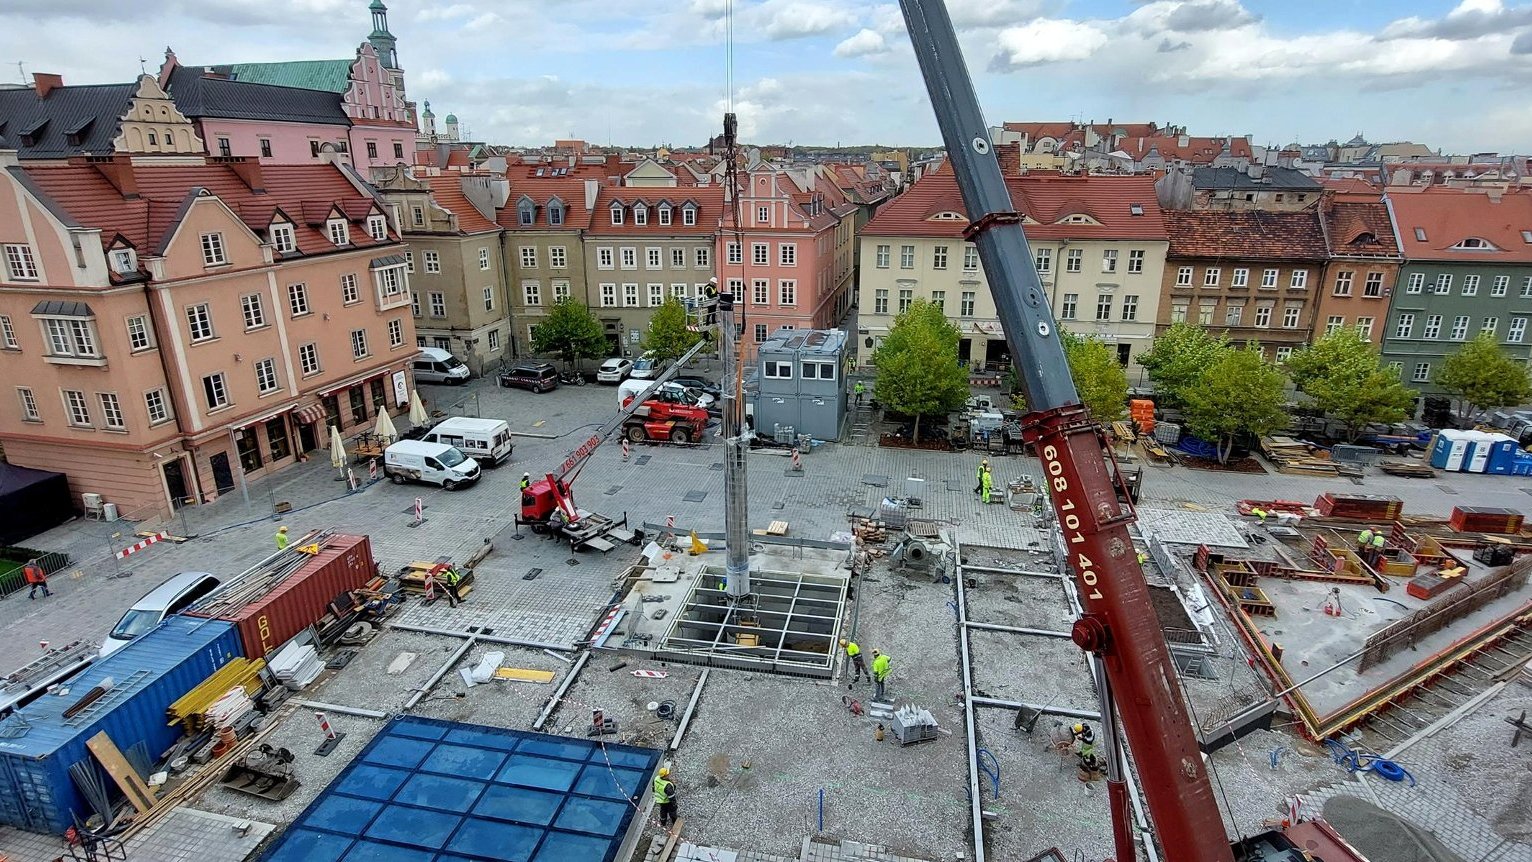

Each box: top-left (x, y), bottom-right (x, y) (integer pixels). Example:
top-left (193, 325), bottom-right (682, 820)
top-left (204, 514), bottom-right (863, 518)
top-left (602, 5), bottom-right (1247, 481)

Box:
top-left (188, 534), bottom-right (377, 658)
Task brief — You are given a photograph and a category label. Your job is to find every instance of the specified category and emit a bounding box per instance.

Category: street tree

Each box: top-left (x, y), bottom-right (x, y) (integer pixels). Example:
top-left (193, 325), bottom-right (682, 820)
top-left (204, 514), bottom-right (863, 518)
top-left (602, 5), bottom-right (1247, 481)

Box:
top-left (1182, 344), bottom-right (1289, 464)
top-left (1286, 329), bottom-right (1414, 441)
top-left (1136, 322), bottom-right (1230, 409)
top-left (1436, 333), bottom-right (1532, 419)
top-left (531, 299), bottom-right (608, 370)
top-left (874, 299), bottom-right (968, 443)
top-left (641, 297), bottom-right (703, 364)
top-left (1061, 332), bottom-right (1128, 423)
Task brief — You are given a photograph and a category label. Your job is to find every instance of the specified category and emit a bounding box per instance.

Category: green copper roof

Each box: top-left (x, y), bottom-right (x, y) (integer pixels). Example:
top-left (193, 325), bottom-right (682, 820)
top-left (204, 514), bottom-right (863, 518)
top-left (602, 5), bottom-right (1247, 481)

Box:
top-left (220, 59), bottom-right (353, 94)
top-left (445, 114), bottom-right (457, 123)
top-left (369, 0), bottom-right (387, 9)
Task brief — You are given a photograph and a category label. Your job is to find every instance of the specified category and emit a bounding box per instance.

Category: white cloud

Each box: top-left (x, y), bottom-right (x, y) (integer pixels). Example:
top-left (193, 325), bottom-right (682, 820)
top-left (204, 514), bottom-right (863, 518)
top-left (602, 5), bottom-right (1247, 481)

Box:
top-left (753, 1), bottom-right (858, 40)
top-left (415, 4), bottom-right (475, 23)
top-left (835, 28), bottom-right (888, 57)
top-left (945, 0), bottom-right (1049, 29)
top-left (992, 19), bottom-right (1108, 68)
top-left (416, 68), bottom-right (452, 88)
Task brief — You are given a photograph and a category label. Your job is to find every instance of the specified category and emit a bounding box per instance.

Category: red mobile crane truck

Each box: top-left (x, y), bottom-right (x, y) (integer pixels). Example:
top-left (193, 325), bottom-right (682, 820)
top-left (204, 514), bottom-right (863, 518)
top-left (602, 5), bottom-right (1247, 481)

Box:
top-left (897, 3), bottom-right (1367, 861)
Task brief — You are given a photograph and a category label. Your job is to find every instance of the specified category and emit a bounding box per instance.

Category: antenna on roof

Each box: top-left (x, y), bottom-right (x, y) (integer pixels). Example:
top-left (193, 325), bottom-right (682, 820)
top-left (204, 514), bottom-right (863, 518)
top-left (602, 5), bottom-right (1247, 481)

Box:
top-left (15, 61), bottom-right (25, 85)
top-left (138, 56), bottom-right (148, 75)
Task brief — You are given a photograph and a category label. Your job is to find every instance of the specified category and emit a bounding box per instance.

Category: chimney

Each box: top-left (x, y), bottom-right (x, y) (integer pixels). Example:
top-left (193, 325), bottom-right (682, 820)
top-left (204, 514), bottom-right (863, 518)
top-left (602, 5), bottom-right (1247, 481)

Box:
top-left (1248, 164), bottom-right (1265, 180)
top-left (223, 156), bottom-right (266, 193)
top-left (33, 73), bottom-right (63, 99)
top-left (90, 154), bottom-right (139, 199)
top-left (1178, 134), bottom-right (1190, 148)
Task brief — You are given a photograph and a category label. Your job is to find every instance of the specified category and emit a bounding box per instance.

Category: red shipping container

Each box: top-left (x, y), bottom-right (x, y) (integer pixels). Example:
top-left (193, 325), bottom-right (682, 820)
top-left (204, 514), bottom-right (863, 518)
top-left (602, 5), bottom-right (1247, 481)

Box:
top-left (189, 534), bottom-right (377, 658)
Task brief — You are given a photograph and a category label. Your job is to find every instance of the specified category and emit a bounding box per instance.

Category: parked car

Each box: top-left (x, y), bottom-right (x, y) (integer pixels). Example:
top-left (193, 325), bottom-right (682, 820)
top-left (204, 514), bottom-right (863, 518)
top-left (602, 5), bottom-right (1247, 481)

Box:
top-left (413, 347), bottom-right (470, 385)
top-left (596, 357), bottom-right (634, 383)
top-left (499, 362), bottom-right (559, 393)
top-left (670, 375), bottom-right (721, 399)
top-left (629, 352), bottom-right (665, 380)
top-left (100, 571), bottom-right (223, 657)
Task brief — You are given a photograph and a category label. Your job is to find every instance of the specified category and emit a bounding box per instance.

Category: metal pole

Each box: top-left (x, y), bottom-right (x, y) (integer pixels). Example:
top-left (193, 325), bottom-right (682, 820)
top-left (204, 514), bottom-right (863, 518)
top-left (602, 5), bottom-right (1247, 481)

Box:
top-left (953, 538), bottom-right (986, 862)
top-left (717, 150), bottom-right (752, 600)
top-left (534, 651), bottom-right (591, 730)
top-left (229, 429), bottom-right (251, 505)
top-left (668, 668), bottom-right (710, 751)
top-left (403, 635), bottom-right (476, 711)
top-left (1091, 654), bottom-right (1137, 862)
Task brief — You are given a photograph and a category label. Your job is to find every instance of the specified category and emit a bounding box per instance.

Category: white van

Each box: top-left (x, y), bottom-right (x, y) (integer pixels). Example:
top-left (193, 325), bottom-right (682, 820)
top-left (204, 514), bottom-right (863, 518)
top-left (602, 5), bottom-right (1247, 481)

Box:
top-left (413, 347), bottom-right (471, 385)
top-left (617, 379), bottom-right (715, 411)
top-left (421, 417), bottom-right (514, 466)
top-left (384, 440), bottom-right (481, 490)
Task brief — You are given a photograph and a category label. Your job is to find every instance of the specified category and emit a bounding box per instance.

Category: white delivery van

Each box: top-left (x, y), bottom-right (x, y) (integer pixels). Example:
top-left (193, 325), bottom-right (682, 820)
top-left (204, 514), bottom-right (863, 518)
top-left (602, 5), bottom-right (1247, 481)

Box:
top-left (413, 347), bottom-right (471, 385)
top-left (421, 417), bottom-right (513, 466)
top-left (384, 440), bottom-right (481, 489)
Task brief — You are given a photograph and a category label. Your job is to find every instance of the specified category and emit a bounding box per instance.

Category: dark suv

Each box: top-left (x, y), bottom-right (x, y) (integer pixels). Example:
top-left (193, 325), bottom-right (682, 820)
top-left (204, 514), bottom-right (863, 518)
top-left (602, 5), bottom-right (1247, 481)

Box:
top-left (499, 362), bottom-right (560, 393)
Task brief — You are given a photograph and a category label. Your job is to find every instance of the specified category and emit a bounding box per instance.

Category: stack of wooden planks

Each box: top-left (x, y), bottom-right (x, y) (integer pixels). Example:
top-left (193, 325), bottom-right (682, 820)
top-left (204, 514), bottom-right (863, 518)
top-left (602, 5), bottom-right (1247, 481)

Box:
top-left (166, 658), bottom-right (266, 729)
top-left (1260, 436), bottom-right (1342, 476)
top-left (1379, 460), bottom-right (1435, 478)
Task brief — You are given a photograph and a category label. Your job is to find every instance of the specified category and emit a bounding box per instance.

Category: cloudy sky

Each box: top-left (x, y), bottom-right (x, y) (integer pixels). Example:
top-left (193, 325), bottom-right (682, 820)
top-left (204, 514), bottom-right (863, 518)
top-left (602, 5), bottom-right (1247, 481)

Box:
top-left (3, 0), bottom-right (1531, 153)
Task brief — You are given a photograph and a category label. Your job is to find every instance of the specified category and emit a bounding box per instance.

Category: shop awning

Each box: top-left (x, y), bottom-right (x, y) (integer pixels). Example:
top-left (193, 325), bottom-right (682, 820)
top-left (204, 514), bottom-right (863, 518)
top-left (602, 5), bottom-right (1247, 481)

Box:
top-left (294, 403), bottom-right (326, 425)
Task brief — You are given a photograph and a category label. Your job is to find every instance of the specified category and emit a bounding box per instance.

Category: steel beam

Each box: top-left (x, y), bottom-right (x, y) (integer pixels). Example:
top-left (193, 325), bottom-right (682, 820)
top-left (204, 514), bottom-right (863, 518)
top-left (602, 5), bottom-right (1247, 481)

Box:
top-left (404, 635), bottom-right (476, 711)
top-left (964, 620), bottom-right (1072, 638)
top-left (534, 650), bottom-right (591, 731)
top-left (970, 695), bottom-right (1102, 721)
top-left (954, 540), bottom-right (986, 862)
top-left (668, 668), bottom-right (710, 751)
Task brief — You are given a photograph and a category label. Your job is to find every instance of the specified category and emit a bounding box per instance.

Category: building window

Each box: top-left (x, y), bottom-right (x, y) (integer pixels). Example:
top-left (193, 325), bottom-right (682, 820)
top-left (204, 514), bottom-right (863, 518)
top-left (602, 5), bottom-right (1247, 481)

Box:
top-left (351, 329), bottom-right (369, 359)
top-left (126, 315), bottom-right (152, 351)
top-left (62, 389), bottom-right (91, 426)
top-left (0, 315), bottom-right (15, 350)
top-left (429, 292), bottom-right (446, 317)
top-left (1127, 250), bottom-right (1144, 274)
top-left (624, 283), bottom-right (639, 306)
top-left (1061, 295), bottom-right (1080, 319)
top-left (658, 206), bottom-right (672, 226)
top-left (328, 219), bottom-right (350, 246)
top-left (1481, 317), bottom-right (1498, 336)
top-left (1035, 248), bottom-right (1053, 274)
top-left (1254, 305), bottom-right (1272, 327)
top-left (1522, 277), bottom-right (1532, 298)
top-left (479, 285), bottom-right (493, 310)
top-left (1423, 314), bottom-right (1442, 339)
top-left (1332, 271), bottom-right (1353, 296)
top-left (255, 357), bottom-right (279, 393)
top-left (1491, 275), bottom-right (1509, 297)
top-left (1171, 303), bottom-right (1188, 323)
top-left (672, 284), bottom-right (689, 301)
top-left (1066, 249), bottom-right (1082, 273)
top-left (802, 361), bottom-right (835, 380)
top-left (367, 215), bottom-right (387, 241)
top-left (202, 373), bottom-right (229, 411)
top-left (391, 141), bottom-right (404, 159)
top-left (1102, 249), bottom-right (1118, 273)
top-left (1508, 317), bottom-right (1527, 343)
top-left (695, 247), bottom-right (709, 268)
top-left (927, 245), bottom-right (947, 270)
top-left (873, 289), bottom-right (888, 314)
top-left (1363, 272), bottom-right (1384, 297)
top-left (1394, 313), bottom-right (1414, 338)
top-left (553, 280), bottom-right (571, 301)
top-left (288, 283), bottom-right (310, 316)
top-left (259, 138), bottom-right (272, 157)
top-left (411, 206), bottom-right (425, 227)
top-left (548, 203), bottom-right (565, 226)
top-left (520, 247), bottom-right (537, 269)
top-left (348, 386), bottom-right (367, 424)
top-left (1175, 266), bottom-right (1193, 286)
top-left (597, 248), bottom-right (614, 270)
top-left (900, 245), bottom-right (915, 269)
top-left (1412, 362), bottom-right (1431, 382)
top-left (1225, 304), bottom-right (1244, 326)
top-left (1289, 270), bottom-right (1308, 290)
top-left (186, 304), bottom-right (215, 342)
top-left (366, 141), bottom-right (378, 160)
top-left (601, 284), bottom-right (617, 306)
top-left (682, 205), bottom-right (697, 226)
top-left (1325, 315), bottom-right (1344, 335)
top-left (757, 205), bottom-right (770, 225)
top-left (781, 244), bottom-right (797, 267)
top-left (895, 288), bottom-right (911, 313)
top-left (1204, 267), bottom-right (1221, 287)
top-left (1355, 317), bottom-right (1374, 338)
top-left (145, 388), bottom-right (170, 423)
top-left (241, 293), bottom-right (266, 329)
top-left (763, 360), bottom-right (792, 379)
top-left (646, 247), bottom-right (661, 269)
top-left (1406, 272), bottom-right (1425, 294)
top-left (265, 416), bottom-right (291, 461)
top-left (1231, 268), bottom-right (1249, 288)
top-left (269, 223), bottom-right (296, 254)
top-left (752, 243), bottom-right (769, 266)
top-left (960, 291), bottom-right (976, 317)
top-left (1449, 315), bottom-right (1470, 341)
top-left (1261, 268), bottom-right (1278, 289)
top-left (964, 245), bottom-right (980, 271)
top-left (377, 268), bottom-right (404, 302)
top-left (649, 284), bottom-right (664, 306)
top-left (671, 248), bottom-right (686, 268)
top-left (754, 323), bottom-right (768, 343)
top-left (405, 251), bottom-right (414, 273)
top-left (932, 290), bottom-right (946, 312)
top-left (388, 318), bottom-right (404, 347)
top-left (424, 251), bottom-right (441, 273)
top-left (1462, 274), bottom-right (1480, 296)
top-left (1199, 303), bottom-right (1215, 325)
top-left (487, 329), bottom-right (500, 352)
top-left (610, 204), bottom-right (624, 226)
top-left (1275, 346), bottom-right (1293, 363)
top-left (727, 242), bottom-right (742, 265)
top-left (310, 140), bottom-right (321, 158)
top-left (621, 248), bottom-right (637, 269)
top-left (1096, 295), bottom-right (1113, 321)
top-left (876, 244), bottom-right (890, 268)
top-left (200, 233), bottom-right (227, 267)
top-left (1434, 273), bottom-right (1452, 294)
top-left (341, 273), bottom-right (359, 304)
top-left (1282, 305), bottom-right (1301, 328)
top-left (17, 387), bottom-right (39, 421)
top-left (780, 280), bottom-right (798, 307)
top-left (1121, 294), bottom-right (1138, 321)
top-left (547, 246), bottom-right (566, 269)
top-left (217, 137), bottom-right (231, 157)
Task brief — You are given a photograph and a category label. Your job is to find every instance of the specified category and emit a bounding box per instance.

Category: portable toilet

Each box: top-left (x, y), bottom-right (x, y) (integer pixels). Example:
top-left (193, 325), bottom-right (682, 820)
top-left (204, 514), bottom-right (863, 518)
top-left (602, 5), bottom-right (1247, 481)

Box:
top-left (1429, 429), bottom-right (1470, 471)
top-left (1463, 431), bottom-right (1492, 473)
top-left (1482, 433), bottom-right (1520, 475)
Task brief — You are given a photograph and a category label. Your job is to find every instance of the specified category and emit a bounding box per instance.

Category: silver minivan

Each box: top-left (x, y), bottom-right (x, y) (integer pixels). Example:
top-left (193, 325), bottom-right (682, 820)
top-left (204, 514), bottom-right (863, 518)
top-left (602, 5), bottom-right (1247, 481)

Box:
top-left (100, 571), bottom-right (223, 657)
top-left (413, 347), bottom-right (471, 385)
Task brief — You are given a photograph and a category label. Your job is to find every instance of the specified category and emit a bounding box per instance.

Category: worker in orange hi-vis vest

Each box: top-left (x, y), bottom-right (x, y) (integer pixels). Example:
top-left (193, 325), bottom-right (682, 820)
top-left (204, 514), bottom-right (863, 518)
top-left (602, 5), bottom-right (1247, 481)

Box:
top-left (23, 559), bottom-right (52, 599)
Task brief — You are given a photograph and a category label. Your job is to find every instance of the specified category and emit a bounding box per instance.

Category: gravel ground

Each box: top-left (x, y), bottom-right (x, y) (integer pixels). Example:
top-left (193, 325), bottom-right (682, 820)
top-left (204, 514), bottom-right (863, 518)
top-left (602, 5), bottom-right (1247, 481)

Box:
top-left (969, 629), bottom-right (1097, 713)
top-left (1202, 729), bottom-right (1340, 835)
top-left (549, 653), bottom-right (708, 751)
top-left (310, 627), bottom-right (470, 713)
top-left (409, 644), bottom-right (575, 729)
top-left (963, 573), bottom-right (1074, 632)
top-left (960, 545), bottom-right (1057, 572)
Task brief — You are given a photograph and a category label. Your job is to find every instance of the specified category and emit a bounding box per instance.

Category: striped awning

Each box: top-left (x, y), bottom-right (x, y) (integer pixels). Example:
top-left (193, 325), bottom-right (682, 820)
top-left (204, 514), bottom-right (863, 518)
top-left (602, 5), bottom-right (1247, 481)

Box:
top-left (294, 403), bottom-right (326, 425)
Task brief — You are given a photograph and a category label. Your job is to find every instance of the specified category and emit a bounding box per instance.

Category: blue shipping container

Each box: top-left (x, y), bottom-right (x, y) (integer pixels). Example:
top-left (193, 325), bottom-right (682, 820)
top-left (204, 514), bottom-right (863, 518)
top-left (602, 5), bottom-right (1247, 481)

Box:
top-left (0, 616), bottom-right (241, 833)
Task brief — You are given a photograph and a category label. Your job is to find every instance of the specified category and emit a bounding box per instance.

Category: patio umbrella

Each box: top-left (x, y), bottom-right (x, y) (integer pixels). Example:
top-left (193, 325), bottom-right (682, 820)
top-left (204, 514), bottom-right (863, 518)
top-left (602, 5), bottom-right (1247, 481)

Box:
top-left (329, 424), bottom-right (347, 479)
top-left (409, 390), bottom-right (429, 426)
top-left (374, 408), bottom-right (398, 442)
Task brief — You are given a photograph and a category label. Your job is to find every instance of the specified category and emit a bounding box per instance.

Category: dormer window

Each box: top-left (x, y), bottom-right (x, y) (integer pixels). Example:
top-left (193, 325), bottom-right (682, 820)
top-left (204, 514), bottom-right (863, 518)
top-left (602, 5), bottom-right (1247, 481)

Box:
top-left (1450, 237), bottom-right (1496, 251)
top-left (610, 204), bottom-right (624, 226)
top-left (658, 205), bottom-right (672, 226)
top-left (270, 223), bottom-right (297, 254)
top-left (517, 196), bottom-right (536, 226)
top-left (367, 215), bottom-right (388, 241)
top-left (548, 201), bottom-right (564, 226)
top-left (328, 218), bottom-right (350, 246)
top-left (930, 212), bottom-right (964, 221)
top-left (682, 204), bottom-right (697, 226)
top-left (109, 248), bottom-right (137, 275)
top-left (1059, 214), bottom-right (1098, 225)
top-left (634, 204), bottom-right (648, 226)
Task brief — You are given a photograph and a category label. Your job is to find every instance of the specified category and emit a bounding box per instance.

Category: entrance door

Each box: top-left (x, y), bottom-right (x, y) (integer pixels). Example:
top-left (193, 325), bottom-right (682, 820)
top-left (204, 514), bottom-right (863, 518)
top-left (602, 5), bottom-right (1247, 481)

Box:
top-left (209, 451), bottom-right (235, 495)
top-left (1116, 343), bottom-right (1132, 365)
top-left (163, 458), bottom-right (190, 509)
top-left (297, 422), bottom-right (318, 453)
top-left (958, 338), bottom-right (972, 367)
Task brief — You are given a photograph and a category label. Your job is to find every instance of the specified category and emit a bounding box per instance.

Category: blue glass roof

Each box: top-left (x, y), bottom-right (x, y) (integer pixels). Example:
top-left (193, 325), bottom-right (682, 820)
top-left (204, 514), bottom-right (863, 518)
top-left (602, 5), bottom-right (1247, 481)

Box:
top-left (259, 716), bottom-right (662, 862)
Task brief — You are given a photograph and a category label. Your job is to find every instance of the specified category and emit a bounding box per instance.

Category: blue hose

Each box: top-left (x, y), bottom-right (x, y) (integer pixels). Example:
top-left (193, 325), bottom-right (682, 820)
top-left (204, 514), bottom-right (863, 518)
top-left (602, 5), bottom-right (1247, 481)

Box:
top-left (1324, 738), bottom-right (1417, 786)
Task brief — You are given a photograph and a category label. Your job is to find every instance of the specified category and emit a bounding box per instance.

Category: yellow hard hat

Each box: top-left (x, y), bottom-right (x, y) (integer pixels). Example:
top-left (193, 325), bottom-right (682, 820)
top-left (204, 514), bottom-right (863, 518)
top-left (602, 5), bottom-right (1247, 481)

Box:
top-left (1072, 723), bottom-right (1085, 734)
top-left (839, 639), bottom-right (848, 647)
top-left (278, 526), bottom-right (288, 533)
top-left (658, 767), bottom-right (670, 778)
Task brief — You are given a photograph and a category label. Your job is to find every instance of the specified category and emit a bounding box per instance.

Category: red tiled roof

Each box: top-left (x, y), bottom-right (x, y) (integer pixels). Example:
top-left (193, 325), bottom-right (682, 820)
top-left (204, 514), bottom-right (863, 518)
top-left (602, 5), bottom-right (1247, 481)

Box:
top-left (1165, 210), bottom-right (1328, 261)
top-left (1319, 177), bottom-right (1381, 197)
top-left (496, 177), bottom-right (596, 230)
top-left (586, 186), bottom-right (724, 236)
top-left (1387, 187), bottom-right (1532, 263)
top-left (1322, 200), bottom-right (1401, 258)
top-left (445, 149), bottom-right (470, 168)
top-left (1119, 136), bottom-right (1251, 164)
top-left (23, 159), bottom-right (389, 263)
top-left (425, 175), bottom-right (499, 234)
top-left (862, 172), bottom-right (1167, 241)
top-left (1002, 122), bottom-right (1076, 140)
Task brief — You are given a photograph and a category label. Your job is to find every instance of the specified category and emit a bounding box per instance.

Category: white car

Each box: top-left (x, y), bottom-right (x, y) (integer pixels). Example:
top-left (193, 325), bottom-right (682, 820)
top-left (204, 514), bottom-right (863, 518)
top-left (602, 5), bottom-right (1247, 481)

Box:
top-left (629, 353), bottom-right (665, 380)
top-left (101, 571), bottom-right (223, 657)
top-left (596, 357), bottom-right (634, 383)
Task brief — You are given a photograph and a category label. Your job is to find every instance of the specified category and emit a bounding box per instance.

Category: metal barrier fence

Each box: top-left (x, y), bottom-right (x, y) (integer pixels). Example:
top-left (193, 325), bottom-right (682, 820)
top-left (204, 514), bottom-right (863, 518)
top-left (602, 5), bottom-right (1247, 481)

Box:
top-left (1358, 553), bottom-right (1532, 671)
top-left (0, 548), bottom-right (72, 598)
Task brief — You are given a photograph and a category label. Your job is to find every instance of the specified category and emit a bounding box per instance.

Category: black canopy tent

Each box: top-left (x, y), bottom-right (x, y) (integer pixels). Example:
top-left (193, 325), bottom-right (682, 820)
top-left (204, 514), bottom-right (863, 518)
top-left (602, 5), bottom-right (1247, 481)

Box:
top-left (0, 463), bottom-right (73, 545)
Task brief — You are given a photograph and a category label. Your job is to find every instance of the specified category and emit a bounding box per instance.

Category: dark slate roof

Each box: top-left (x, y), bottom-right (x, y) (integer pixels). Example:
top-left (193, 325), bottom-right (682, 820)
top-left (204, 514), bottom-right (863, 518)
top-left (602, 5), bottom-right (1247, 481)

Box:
top-left (0, 84), bottom-right (134, 159)
top-left (1191, 166), bottom-right (1322, 192)
top-left (166, 67), bottom-right (348, 125)
top-left (31, 300), bottom-right (94, 317)
top-left (369, 253), bottom-right (407, 269)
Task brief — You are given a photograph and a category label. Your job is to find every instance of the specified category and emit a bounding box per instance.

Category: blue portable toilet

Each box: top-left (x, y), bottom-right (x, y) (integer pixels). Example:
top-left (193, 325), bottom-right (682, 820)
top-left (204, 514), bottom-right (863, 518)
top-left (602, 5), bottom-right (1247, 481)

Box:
top-left (1430, 429), bottom-right (1470, 471)
top-left (1482, 434), bottom-right (1520, 475)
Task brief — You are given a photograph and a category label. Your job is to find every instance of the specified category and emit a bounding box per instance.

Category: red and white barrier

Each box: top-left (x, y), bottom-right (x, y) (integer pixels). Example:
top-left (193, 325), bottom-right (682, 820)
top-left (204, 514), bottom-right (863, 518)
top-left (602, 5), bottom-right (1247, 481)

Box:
top-left (315, 711), bottom-right (337, 740)
top-left (621, 439), bottom-right (631, 461)
top-left (116, 532), bottom-right (168, 560)
top-left (369, 459), bottom-right (379, 481)
top-left (790, 448), bottom-right (803, 472)
top-left (413, 497), bottom-right (424, 525)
